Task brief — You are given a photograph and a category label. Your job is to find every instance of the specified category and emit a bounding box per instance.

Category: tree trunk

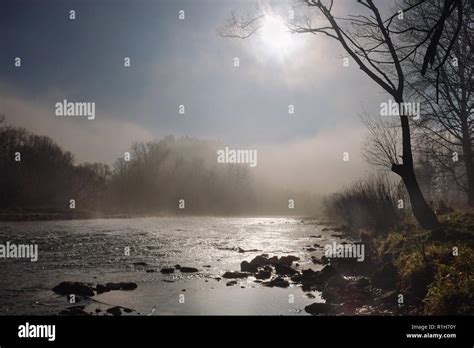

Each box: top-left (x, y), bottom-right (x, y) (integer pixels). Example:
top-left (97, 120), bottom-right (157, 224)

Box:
top-left (392, 97), bottom-right (440, 230)
top-left (462, 130), bottom-right (474, 206)
top-left (459, 59), bottom-right (474, 206)
top-left (392, 163), bottom-right (440, 229)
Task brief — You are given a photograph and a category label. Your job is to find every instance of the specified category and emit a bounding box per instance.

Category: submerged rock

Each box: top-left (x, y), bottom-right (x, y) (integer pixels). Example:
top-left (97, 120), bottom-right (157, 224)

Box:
top-left (324, 274), bottom-right (349, 289)
top-left (105, 282), bottom-right (138, 291)
top-left (311, 256), bottom-right (326, 265)
top-left (106, 306), bottom-right (122, 316)
top-left (255, 270), bottom-right (272, 280)
top-left (222, 271), bottom-right (249, 279)
top-left (274, 263), bottom-right (298, 276)
top-left (278, 255), bottom-right (300, 266)
top-left (96, 284), bottom-right (111, 294)
top-left (133, 262), bottom-right (148, 266)
top-left (262, 277), bottom-right (289, 288)
top-left (291, 266), bottom-right (340, 292)
top-left (179, 267), bottom-right (199, 273)
top-left (238, 247), bottom-right (260, 253)
top-left (59, 305), bottom-right (90, 316)
top-left (317, 265), bottom-right (339, 283)
top-left (240, 261), bottom-right (258, 273)
top-left (52, 282), bottom-right (95, 297)
top-left (226, 280), bottom-right (238, 286)
top-left (247, 254), bottom-right (300, 268)
top-left (304, 302), bottom-right (339, 315)
top-left (160, 268), bottom-right (175, 274)
top-left (248, 254), bottom-right (270, 267)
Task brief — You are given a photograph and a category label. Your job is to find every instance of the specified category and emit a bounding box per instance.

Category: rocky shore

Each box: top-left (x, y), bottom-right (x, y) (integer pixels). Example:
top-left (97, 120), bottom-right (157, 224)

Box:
top-left (49, 223), bottom-right (410, 316)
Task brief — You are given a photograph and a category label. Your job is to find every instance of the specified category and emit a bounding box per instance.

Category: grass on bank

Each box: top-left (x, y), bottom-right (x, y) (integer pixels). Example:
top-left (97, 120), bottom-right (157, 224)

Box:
top-left (372, 210), bottom-right (474, 314)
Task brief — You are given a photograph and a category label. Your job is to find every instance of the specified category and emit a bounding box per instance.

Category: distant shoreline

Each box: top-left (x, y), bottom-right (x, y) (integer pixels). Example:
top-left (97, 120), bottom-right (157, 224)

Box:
top-left (0, 208), bottom-right (323, 222)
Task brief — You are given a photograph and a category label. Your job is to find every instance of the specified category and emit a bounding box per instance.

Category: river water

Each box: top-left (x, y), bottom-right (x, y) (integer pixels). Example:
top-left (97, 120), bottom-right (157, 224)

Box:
top-left (0, 217), bottom-right (344, 315)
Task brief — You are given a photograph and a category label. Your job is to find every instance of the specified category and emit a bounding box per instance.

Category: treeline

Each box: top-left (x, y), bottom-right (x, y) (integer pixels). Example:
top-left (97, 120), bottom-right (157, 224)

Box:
top-left (0, 122), bottom-right (319, 216)
top-left (107, 136), bottom-right (256, 214)
top-left (0, 124), bottom-right (109, 210)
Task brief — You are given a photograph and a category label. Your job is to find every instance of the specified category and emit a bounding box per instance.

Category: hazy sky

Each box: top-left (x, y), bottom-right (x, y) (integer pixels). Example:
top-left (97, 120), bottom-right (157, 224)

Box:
top-left (1, 0), bottom-right (396, 193)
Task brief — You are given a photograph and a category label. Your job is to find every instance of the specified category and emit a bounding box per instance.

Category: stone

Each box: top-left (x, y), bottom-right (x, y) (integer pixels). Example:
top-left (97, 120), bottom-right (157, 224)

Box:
top-left (160, 268), bottom-right (175, 274)
top-left (240, 261), bottom-right (258, 273)
top-left (52, 282), bottom-right (94, 297)
top-left (222, 271), bottom-right (249, 279)
top-left (105, 282), bottom-right (138, 291)
top-left (255, 270), bottom-right (271, 280)
top-left (180, 267), bottom-right (199, 273)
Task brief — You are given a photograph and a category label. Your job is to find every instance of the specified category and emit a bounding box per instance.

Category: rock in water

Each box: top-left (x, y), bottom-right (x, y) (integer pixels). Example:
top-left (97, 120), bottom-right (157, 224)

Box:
top-left (248, 254), bottom-right (270, 267)
top-left (133, 262), bottom-right (148, 266)
top-left (52, 282), bottom-right (95, 297)
top-left (317, 265), bottom-right (339, 283)
top-left (278, 255), bottom-right (300, 266)
top-left (160, 268), bottom-right (175, 274)
top-left (59, 306), bottom-right (90, 316)
top-left (262, 277), bottom-right (289, 288)
top-left (180, 267), bottom-right (199, 273)
top-left (240, 261), bottom-right (258, 273)
top-left (106, 306), bottom-right (122, 316)
top-left (96, 284), bottom-right (111, 294)
top-left (274, 263), bottom-right (298, 276)
top-left (105, 282), bottom-right (138, 291)
top-left (304, 302), bottom-right (339, 315)
top-left (222, 271), bottom-right (249, 279)
top-left (255, 270), bottom-right (271, 280)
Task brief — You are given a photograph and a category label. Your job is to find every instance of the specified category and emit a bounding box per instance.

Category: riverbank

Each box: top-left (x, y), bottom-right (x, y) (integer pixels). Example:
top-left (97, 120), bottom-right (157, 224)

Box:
top-left (313, 209), bottom-right (474, 315)
top-left (0, 208), bottom-right (107, 221)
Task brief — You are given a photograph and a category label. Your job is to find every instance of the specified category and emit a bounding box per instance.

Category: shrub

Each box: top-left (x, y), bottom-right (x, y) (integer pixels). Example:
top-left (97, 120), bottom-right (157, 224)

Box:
top-left (323, 175), bottom-right (404, 234)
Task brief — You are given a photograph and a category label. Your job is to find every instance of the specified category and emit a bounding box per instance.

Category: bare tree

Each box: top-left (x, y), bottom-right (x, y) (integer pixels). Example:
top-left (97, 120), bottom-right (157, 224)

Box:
top-left (400, 0), bottom-right (473, 205)
top-left (361, 113), bottom-right (401, 170)
top-left (219, 0), bottom-right (468, 229)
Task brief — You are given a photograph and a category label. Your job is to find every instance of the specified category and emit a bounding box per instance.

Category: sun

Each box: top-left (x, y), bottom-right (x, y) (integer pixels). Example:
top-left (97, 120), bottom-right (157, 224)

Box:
top-left (259, 15), bottom-right (295, 55)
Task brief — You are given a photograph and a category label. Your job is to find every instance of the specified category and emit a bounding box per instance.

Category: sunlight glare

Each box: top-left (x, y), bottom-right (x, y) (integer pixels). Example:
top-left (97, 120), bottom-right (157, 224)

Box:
top-left (259, 15), bottom-right (296, 56)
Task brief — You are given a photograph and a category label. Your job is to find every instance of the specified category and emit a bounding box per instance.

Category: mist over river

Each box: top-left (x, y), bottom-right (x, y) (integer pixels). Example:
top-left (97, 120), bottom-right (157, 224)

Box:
top-left (0, 217), bottom-right (347, 315)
